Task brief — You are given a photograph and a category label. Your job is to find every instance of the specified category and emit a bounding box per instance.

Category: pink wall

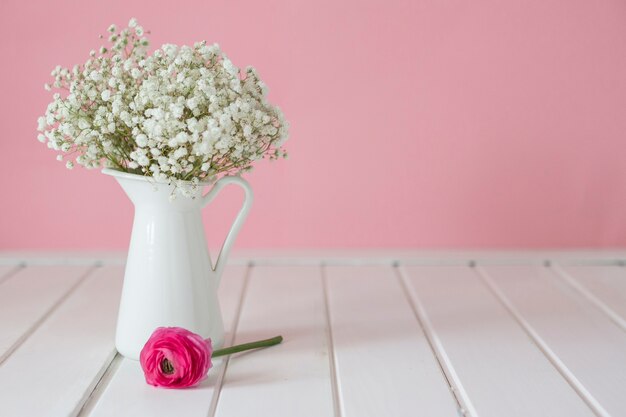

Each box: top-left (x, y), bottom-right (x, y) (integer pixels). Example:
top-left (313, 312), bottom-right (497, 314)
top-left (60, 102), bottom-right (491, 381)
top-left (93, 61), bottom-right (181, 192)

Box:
top-left (1, 0), bottom-right (626, 250)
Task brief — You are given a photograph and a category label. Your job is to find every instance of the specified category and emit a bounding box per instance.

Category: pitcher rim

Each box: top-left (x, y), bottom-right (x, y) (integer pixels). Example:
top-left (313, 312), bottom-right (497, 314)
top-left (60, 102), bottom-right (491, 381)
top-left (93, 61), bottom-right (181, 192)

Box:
top-left (102, 168), bottom-right (215, 186)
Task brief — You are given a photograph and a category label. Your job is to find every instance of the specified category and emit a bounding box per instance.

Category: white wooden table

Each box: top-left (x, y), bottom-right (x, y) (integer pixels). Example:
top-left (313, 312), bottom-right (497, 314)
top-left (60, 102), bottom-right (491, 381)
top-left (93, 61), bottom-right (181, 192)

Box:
top-left (0, 251), bottom-right (625, 417)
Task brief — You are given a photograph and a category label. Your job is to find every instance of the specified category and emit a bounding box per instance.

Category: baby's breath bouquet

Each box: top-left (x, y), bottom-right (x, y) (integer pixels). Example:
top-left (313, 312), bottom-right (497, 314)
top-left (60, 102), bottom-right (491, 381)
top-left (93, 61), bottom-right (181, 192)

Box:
top-left (37, 18), bottom-right (288, 195)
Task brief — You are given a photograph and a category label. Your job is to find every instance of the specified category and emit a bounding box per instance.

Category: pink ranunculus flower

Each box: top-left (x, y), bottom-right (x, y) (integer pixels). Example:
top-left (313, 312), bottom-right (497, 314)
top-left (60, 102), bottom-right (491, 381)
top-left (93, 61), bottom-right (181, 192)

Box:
top-left (139, 327), bottom-right (213, 388)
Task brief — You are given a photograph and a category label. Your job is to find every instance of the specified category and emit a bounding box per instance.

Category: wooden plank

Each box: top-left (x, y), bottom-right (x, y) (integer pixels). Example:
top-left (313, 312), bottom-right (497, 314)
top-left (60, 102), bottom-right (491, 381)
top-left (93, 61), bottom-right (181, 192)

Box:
top-left (479, 265), bottom-right (626, 417)
top-left (324, 265), bottom-right (459, 417)
top-left (0, 265), bottom-right (123, 417)
top-left (237, 250), bottom-right (626, 266)
top-left (402, 265), bottom-right (595, 417)
top-left (214, 265), bottom-right (334, 417)
top-left (554, 264), bottom-right (626, 330)
top-left (0, 252), bottom-right (125, 266)
top-left (85, 265), bottom-right (249, 417)
top-left (0, 265), bottom-right (94, 363)
top-left (1, 249), bottom-right (625, 267)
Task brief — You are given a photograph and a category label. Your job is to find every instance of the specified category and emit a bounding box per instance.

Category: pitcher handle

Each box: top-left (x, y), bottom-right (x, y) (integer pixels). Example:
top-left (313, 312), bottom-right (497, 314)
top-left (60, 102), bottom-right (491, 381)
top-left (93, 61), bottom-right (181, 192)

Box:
top-left (202, 176), bottom-right (253, 282)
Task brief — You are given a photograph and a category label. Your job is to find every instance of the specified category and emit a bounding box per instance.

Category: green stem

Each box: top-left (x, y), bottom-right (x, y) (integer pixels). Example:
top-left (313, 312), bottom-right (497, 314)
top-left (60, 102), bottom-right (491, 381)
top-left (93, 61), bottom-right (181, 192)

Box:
top-left (211, 335), bottom-right (283, 358)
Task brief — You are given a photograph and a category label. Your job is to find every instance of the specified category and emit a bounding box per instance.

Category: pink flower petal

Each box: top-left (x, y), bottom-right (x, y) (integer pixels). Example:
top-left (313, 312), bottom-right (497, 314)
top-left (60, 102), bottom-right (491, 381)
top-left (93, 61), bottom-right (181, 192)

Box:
top-left (139, 327), bottom-right (213, 388)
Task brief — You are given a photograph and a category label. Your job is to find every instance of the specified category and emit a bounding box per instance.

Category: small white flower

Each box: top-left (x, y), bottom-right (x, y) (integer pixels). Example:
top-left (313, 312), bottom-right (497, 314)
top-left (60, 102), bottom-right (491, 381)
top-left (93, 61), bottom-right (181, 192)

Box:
top-left (175, 132), bottom-right (189, 144)
top-left (89, 70), bottom-right (102, 81)
top-left (66, 161), bottom-right (74, 169)
top-left (37, 117), bottom-right (46, 131)
top-left (101, 90), bottom-right (111, 101)
top-left (138, 155), bottom-right (150, 166)
top-left (170, 104), bottom-right (184, 118)
top-left (87, 88), bottom-right (97, 100)
top-left (222, 57), bottom-right (238, 76)
top-left (136, 134), bottom-right (148, 147)
top-left (186, 97), bottom-right (198, 110)
top-left (173, 147), bottom-right (188, 159)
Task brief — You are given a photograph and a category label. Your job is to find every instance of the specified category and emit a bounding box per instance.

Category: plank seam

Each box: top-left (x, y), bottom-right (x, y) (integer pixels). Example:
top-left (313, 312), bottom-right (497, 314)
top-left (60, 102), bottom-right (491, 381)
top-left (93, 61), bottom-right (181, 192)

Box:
top-left (395, 265), bottom-right (476, 417)
top-left (0, 263), bottom-right (26, 286)
top-left (320, 265), bottom-right (343, 417)
top-left (73, 351), bottom-right (122, 417)
top-left (0, 263), bottom-right (101, 366)
top-left (207, 262), bottom-right (253, 417)
top-left (551, 263), bottom-right (626, 333)
top-left (474, 265), bottom-right (610, 417)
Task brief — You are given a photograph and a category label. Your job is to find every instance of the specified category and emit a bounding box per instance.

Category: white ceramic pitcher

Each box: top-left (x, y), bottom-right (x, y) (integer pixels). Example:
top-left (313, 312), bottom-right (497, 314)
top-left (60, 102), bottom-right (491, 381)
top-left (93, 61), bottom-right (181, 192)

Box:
top-left (102, 168), bottom-right (253, 360)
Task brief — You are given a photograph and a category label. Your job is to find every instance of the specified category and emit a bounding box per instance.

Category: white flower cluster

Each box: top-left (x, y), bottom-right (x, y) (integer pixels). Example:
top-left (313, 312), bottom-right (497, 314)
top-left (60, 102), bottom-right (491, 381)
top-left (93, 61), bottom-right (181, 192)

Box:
top-left (38, 18), bottom-right (288, 193)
